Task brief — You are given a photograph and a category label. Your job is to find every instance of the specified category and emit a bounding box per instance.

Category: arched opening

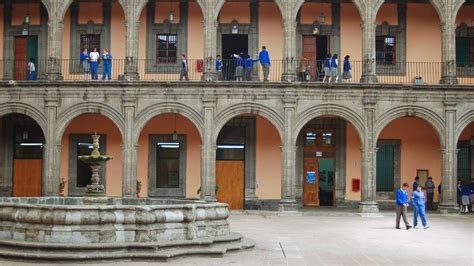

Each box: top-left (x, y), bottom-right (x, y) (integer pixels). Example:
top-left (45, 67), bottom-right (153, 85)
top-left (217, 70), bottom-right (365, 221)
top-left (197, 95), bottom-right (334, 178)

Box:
top-left (454, 1), bottom-right (474, 85)
top-left (376, 117), bottom-right (441, 210)
top-left (374, 1), bottom-right (441, 84)
top-left (136, 113), bottom-right (202, 199)
top-left (60, 114), bottom-right (123, 197)
top-left (0, 113), bottom-right (45, 197)
top-left (216, 0), bottom-right (282, 81)
top-left (215, 114), bottom-right (282, 210)
top-left (62, 0), bottom-right (125, 80)
top-left (295, 116), bottom-right (362, 207)
top-left (456, 121), bottom-right (473, 197)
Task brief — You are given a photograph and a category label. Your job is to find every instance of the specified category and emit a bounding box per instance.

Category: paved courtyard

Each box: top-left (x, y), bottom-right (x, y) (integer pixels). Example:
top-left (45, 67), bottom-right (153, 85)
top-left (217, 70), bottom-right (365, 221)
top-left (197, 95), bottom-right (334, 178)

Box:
top-left (1, 212), bottom-right (472, 266)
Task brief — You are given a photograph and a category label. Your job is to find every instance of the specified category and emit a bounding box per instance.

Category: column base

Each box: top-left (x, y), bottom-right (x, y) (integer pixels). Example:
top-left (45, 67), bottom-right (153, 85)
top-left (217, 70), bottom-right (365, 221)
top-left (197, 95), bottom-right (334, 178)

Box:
top-left (281, 72), bottom-right (297, 83)
top-left (360, 74), bottom-right (378, 83)
top-left (278, 200), bottom-right (299, 212)
top-left (439, 76), bottom-right (458, 85)
top-left (438, 202), bottom-right (459, 214)
top-left (46, 73), bottom-right (64, 81)
top-left (120, 72), bottom-right (140, 81)
top-left (358, 201), bottom-right (379, 213)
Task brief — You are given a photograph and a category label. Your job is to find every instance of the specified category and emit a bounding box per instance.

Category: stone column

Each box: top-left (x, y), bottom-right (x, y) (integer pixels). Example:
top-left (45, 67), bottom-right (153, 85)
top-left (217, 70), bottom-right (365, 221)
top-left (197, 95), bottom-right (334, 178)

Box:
top-left (250, 0), bottom-right (260, 81)
top-left (200, 96), bottom-right (216, 201)
top-left (46, 18), bottom-right (64, 80)
top-left (330, 2), bottom-right (341, 57)
top-left (439, 101), bottom-right (459, 213)
top-left (360, 9), bottom-right (378, 83)
top-left (440, 15), bottom-right (458, 84)
top-left (359, 93), bottom-right (379, 213)
top-left (43, 93), bottom-right (59, 195)
top-left (279, 95), bottom-right (298, 212)
top-left (119, 0), bottom-right (147, 80)
top-left (122, 93), bottom-right (137, 197)
top-left (202, 9), bottom-right (218, 81)
top-left (282, 15), bottom-right (297, 82)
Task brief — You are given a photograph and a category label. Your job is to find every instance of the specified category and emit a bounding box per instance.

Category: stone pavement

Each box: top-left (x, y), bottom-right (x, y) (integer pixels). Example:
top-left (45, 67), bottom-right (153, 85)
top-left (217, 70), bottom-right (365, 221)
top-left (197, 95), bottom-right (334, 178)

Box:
top-left (1, 212), bottom-right (472, 266)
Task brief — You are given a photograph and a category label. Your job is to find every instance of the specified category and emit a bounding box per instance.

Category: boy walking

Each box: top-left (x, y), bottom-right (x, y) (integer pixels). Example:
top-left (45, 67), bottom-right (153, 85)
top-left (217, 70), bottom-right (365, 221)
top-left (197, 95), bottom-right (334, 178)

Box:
top-left (395, 182), bottom-right (412, 230)
top-left (412, 186), bottom-right (430, 229)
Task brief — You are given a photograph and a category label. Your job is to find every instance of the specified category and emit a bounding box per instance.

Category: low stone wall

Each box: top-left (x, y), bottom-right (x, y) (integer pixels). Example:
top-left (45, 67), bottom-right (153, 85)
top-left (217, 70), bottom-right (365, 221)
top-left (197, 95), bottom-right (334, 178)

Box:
top-left (0, 197), bottom-right (230, 244)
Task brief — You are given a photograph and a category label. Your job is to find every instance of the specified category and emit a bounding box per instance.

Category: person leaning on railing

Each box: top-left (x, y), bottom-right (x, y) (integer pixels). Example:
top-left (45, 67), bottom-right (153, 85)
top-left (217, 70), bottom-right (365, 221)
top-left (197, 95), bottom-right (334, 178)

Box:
top-left (101, 48), bottom-right (112, 81)
top-left (89, 48), bottom-right (100, 80)
top-left (216, 55), bottom-right (222, 81)
top-left (244, 54), bottom-right (259, 81)
top-left (259, 46), bottom-right (271, 82)
top-left (179, 54), bottom-right (189, 81)
top-left (80, 48), bottom-right (90, 80)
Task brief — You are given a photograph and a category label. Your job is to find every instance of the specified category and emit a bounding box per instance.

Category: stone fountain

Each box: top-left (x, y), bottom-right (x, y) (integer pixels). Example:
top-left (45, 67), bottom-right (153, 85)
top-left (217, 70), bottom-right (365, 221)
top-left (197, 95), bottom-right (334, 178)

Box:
top-left (78, 134), bottom-right (112, 196)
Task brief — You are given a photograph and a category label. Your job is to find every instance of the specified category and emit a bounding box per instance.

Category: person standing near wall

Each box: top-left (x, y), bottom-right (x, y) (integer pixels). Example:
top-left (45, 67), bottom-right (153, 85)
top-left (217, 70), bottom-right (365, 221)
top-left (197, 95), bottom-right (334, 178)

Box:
top-left (329, 54), bottom-right (339, 83)
top-left (80, 48), bottom-right (90, 80)
top-left (413, 176), bottom-right (420, 192)
top-left (180, 54), bottom-right (189, 81)
top-left (341, 55), bottom-right (352, 82)
top-left (437, 182), bottom-right (442, 205)
top-left (460, 183), bottom-right (470, 214)
top-left (412, 185), bottom-right (430, 229)
top-left (259, 46), bottom-right (271, 82)
top-left (101, 48), bottom-right (112, 81)
top-left (215, 55), bottom-right (222, 81)
top-left (323, 53), bottom-right (331, 83)
top-left (27, 58), bottom-right (36, 80)
top-left (245, 54), bottom-right (258, 81)
top-left (425, 177), bottom-right (435, 210)
top-left (395, 182), bottom-right (412, 230)
top-left (89, 48), bottom-right (100, 80)
top-left (470, 180), bottom-right (474, 212)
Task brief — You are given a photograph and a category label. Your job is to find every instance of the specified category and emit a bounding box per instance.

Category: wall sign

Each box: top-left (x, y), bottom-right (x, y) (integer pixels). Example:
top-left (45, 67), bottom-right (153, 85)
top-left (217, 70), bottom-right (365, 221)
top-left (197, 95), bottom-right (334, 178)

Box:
top-left (306, 171), bottom-right (316, 184)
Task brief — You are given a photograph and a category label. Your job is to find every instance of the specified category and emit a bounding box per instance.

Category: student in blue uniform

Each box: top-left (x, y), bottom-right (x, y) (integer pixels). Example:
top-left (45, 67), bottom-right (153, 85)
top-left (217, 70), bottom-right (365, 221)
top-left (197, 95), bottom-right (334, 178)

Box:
top-left (412, 185), bottom-right (429, 229)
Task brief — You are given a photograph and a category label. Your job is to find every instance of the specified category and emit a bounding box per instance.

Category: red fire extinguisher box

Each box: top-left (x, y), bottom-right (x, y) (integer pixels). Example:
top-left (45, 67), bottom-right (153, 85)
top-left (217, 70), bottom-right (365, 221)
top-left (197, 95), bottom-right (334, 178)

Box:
top-left (196, 60), bottom-right (204, 72)
top-left (352, 178), bottom-right (360, 192)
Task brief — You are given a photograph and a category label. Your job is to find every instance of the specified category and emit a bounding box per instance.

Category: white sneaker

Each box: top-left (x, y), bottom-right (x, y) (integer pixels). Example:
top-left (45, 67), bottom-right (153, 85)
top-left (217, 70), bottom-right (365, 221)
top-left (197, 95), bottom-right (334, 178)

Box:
top-left (424, 225), bottom-right (430, 229)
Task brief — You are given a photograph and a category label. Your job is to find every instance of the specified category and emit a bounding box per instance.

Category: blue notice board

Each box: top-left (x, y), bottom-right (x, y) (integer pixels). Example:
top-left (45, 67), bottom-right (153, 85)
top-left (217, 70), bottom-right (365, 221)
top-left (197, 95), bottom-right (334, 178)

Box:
top-left (306, 171), bottom-right (316, 184)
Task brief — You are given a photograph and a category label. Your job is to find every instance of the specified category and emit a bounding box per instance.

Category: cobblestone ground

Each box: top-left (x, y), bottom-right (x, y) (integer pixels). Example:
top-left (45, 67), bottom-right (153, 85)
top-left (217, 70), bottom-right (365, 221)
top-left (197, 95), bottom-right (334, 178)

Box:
top-left (1, 212), bottom-right (473, 266)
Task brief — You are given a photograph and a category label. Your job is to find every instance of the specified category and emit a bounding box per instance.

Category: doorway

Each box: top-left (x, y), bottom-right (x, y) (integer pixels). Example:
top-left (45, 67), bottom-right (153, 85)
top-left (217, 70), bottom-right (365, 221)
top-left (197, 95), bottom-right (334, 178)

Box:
top-left (221, 34), bottom-right (248, 80)
top-left (14, 36), bottom-right (38, 80)
top-left (302, 35), bottom-right (329, 81)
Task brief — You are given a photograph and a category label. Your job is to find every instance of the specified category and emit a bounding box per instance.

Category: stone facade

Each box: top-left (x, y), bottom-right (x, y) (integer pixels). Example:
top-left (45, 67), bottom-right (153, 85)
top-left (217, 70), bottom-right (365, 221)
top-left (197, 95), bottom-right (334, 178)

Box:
top-left (0, 81), bottom-right (473, 214)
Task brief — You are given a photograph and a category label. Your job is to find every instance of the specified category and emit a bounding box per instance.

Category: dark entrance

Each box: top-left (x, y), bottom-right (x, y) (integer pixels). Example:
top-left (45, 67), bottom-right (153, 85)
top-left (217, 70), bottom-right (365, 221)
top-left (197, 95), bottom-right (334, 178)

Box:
top-left (302, 35), bottom-right (329, 81)
top-left (221, 34), bottom-right (248, 80)
top-left (14, 36), bottom-right (38, 80)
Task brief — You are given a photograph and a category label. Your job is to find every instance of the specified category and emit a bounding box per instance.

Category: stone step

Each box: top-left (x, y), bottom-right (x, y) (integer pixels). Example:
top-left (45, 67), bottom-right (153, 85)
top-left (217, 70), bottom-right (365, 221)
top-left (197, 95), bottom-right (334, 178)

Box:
top-left (0, 233), bottom-right (255, 261)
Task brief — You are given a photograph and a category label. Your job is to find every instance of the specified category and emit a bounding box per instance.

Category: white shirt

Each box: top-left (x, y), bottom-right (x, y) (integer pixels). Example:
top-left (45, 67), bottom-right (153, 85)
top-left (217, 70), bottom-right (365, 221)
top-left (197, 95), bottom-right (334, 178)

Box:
top-left (27, 62), bottom-right (35, 72)
top-left (89, 52), bottom-right (100, 61)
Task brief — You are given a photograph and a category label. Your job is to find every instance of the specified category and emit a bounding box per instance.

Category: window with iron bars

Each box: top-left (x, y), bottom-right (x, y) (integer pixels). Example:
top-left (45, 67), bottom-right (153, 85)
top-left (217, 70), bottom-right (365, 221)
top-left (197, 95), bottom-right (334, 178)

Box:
top-left (156, 34), bottom-right (177, 64)
top-left (376, 36), bottom-right (396, 65)
top-left (457, 145), bottom-right (471, 185)
top-left (376, 144), bottom-right (395, 192)
top-left (80, 34), bottom-right (101, 53)
top-left (456, 37), bottom-right (474, 67)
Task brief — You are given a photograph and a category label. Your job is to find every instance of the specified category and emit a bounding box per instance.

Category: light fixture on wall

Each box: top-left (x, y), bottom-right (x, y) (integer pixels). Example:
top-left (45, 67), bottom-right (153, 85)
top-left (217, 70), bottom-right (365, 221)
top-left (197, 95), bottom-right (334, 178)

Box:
top-left (313, 24), bottom-right (320, 35)
top-left (319, 1), bottom-right (325, 24)
top-left (172, 114), bottom-right (178, 141)
top-left (22, 0), bottom-right (30, 35)
top-left (168, 1), bottom-right (174, 22)
top-left (232, 24), bottom-right (238, 34)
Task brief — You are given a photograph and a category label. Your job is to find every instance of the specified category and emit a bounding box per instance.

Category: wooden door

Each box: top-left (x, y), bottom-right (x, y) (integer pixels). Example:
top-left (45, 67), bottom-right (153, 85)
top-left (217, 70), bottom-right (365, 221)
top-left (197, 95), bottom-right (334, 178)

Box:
top-left (216, 160), bottom-right (244, 210)
top-left (302, 36), bottom-right (317, 81)
top-left (13, 159), bottom-right (42, 197)
top-left (14, 36), bottom-right (28, 80)
top-left (303, 158), bottom-right (319, 206)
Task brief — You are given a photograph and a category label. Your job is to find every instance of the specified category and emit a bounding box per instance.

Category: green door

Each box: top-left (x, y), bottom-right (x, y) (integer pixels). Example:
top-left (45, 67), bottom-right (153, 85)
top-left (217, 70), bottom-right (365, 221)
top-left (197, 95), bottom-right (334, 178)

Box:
top-left (26, 36), bottom-right (38, 63)
top-left (376, 144), bottom-right (394, 192)
top-left (456, 37), bottom-right (470, 67)
top-left (318, 159), bottom-right (334, 206)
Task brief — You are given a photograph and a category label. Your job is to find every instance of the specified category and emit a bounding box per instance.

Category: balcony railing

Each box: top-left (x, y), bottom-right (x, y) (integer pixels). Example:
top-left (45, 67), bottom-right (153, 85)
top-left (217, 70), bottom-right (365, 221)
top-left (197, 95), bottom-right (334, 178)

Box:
top-left (1, 59), bottom-right (473, 85)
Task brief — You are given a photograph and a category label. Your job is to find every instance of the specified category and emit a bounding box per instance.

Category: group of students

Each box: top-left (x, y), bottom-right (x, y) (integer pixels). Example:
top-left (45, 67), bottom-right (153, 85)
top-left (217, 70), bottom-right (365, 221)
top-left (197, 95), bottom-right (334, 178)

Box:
top-left (457, 179), bottom-right (474, 214)
top-left (80, 48), bottom-right (113, 80)
top-left (395, 181), bottom-right (431, 230)
top-left (298, 53), bottom-right (352, 82)
top-left (215, 46), bottom-right (272, 82)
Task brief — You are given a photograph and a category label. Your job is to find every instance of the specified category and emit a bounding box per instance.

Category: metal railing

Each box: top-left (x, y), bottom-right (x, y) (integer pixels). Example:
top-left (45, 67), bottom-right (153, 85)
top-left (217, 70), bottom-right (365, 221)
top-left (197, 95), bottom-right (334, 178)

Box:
top-left (1, 59), bottom-right (473, 85)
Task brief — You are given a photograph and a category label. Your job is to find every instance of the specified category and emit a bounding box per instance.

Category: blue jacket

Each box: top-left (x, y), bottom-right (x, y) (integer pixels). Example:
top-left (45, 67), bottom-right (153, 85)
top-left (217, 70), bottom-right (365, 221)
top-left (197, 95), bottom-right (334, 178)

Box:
top-left (411, 190), bottom-right (425, 208)
top-left (324, 57), bottom-right (331, 68)
top-left (245, 58), bottom-right (258, 68)
top-left (413, 181), bottom-right (419, 191)
top-left (396, 188), bottom-right (408, 206)
top-left (343, 60), bottom-right (351, 72)
top-left (236, 58), bottom-right (245, 67)
top-left (216, 59), bottom-right (222, 71)
top-left (259, 50), bottom-right (271, 65)
top-left (330, 57), bottom-right (338, 68)
top-left (101, 53), bottom-right (112, 65)
top-left (461, 186), bottom-right (470, 196)
top-left (80, 52), bottom-right (90, 64)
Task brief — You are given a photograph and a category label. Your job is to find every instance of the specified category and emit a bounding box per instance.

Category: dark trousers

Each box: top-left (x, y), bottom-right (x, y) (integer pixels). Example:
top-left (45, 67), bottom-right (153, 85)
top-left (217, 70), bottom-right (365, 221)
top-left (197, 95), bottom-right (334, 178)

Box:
top-left (396, 205), bottom-right (410, 228)
top-left (427, 192), bottom-right (434, 210)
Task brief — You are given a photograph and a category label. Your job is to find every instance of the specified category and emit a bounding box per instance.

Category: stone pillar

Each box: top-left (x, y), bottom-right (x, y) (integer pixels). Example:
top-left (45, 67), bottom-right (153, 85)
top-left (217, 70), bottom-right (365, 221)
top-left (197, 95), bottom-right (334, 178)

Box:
top-left (330, 2), bottom-right (341, 57)
top-left (200, 96), bottom-right (216, 201)
top-left (119, 0), bottom-right (147, 80)
top-left (440, 16), bottom-right (458, 84)
top-left (122, 94), bottom-right (137, 197)
top-left (279, 95), bottom-right (298, 212)
top-left (360, 10), bottom-right (378, 83)
top-left (202, 10), bottom-right (218, 81)
top-left (282, 16), bottom-right (297, 82)
top-left (46, 18), bottom-right (64, 80)
top-left (439, 101), bottom-right (459, 213)
top-left (250, 0), bottom-right (260, 81)
top-left (359, 93), bottom-right (379, 213)
top-left (43, 93), bottom-right (59, 196)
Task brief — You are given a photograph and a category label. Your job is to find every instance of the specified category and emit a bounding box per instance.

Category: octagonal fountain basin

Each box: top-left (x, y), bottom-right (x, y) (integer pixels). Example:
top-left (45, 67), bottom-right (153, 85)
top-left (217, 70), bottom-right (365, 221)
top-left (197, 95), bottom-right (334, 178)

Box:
top-left (0, 197), bottom-right (254, 261)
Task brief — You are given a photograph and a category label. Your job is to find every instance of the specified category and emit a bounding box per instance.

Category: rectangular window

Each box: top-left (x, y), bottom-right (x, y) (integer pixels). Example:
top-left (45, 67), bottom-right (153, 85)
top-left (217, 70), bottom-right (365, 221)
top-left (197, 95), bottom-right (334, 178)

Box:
top-left (456, 37), bottom-right (474, 67)
top-left (156, 142), bottom-right (180, 188)
top-left (216, 126), bottom-right (246, 161)
top-left (13, 125), bottom-right (44, 159)
top-left (76, 141), bottom-right (94, 187)
top-left (376, 144), bottom-right (395, 192)
top-left (80, 34), bottom-right (101, 52)
top-left (376, 36), bottom-right (396, 65)
top-left (156, 34), bottom-right (177, 64)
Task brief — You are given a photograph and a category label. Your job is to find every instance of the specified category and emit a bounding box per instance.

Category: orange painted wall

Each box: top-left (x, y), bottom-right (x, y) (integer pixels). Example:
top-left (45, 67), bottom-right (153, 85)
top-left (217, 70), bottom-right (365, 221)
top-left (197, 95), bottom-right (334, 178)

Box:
top-left (60, 114), bottom-right (123, 197)
top-left (78, 3), bottom-right (102, 25)
top-left (11, 3), bottom-right (40, 26)
top-left (340, 3), bottom-right (362, 61)
top-left (219, 2), bottom-right (250, 24)
top-left (136, 114), bottom-right (201, 198)
top-left (455, 5), bottom-right (474, 26)
top-left (345, 122), bottom-right (362, 201)
top-left (259, 2), bottom-right (283, 60)
top-left (299, 3), bottom-right (332, 25)
top-left (155, 2), bottom-right (180, 23)
top-left (188, 2), bottom-right (204, 60)
top-left (110, 3), bottom-right (125, 59)
top-left (376, 4), bottom-right (398, 25)
top-left (255, 116), bottom-right (281, 199)
top-left (379, 117), bottom-right (442, 199)
top-left (459, 122), bottom-right (474, 141)
top-left (407, 4), bottom-right (441, 62)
